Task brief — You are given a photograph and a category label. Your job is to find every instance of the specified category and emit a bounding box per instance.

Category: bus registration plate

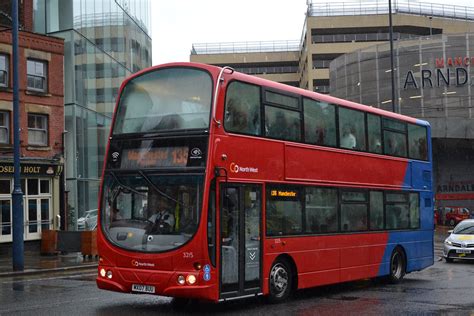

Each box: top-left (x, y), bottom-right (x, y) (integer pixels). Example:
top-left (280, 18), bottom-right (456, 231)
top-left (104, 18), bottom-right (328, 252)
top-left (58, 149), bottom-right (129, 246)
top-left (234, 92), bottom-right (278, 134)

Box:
top-left (132, 284), bottom-right (155, 294)
top-left (456, 249), bottom-right (471, 254)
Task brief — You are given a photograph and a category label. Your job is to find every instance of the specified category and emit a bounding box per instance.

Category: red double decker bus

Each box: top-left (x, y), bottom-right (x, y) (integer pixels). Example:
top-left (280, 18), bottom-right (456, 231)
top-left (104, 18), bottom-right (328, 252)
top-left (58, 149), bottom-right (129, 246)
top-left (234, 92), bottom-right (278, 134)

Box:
top-left (96, 62), bottom-right (433, 303)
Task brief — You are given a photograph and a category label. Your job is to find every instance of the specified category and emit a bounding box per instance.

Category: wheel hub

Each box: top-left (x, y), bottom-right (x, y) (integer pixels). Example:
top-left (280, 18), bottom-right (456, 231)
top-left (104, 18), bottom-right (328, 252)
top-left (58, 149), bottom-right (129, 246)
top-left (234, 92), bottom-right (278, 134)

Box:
top-left (271, 264), bottom-right (288, 294)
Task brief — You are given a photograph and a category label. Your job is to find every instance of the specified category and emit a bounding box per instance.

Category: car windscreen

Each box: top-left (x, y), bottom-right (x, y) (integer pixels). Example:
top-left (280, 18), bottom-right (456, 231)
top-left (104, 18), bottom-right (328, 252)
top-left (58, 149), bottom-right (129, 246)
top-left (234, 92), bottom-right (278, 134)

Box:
top-left (453, 221), bottom-right (474, 235)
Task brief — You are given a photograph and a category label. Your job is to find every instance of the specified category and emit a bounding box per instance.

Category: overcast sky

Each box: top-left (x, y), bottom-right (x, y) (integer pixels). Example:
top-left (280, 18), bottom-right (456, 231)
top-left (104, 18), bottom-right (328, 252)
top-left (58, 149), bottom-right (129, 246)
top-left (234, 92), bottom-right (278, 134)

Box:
top-left (150, 0), bottom-right (472, 65)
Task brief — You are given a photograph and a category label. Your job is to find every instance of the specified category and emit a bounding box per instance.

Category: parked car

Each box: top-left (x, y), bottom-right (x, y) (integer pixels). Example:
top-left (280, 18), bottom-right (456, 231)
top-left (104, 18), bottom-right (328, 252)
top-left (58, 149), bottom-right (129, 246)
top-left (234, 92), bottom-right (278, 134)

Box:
top-left (77, 209), bottom-right (98, 230)
top-left (445, 207), bottom-right (470, 226)
top-left (443, 219), bottom-right (474, 262)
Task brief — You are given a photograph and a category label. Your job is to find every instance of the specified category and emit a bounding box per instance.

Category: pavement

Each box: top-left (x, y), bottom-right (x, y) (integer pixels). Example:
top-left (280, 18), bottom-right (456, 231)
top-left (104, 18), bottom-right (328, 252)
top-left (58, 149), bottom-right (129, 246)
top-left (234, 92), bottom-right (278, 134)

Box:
top-left (0, 226), bottom-right (451, 278)
top-left (0, 241), bottom-right (98, 278)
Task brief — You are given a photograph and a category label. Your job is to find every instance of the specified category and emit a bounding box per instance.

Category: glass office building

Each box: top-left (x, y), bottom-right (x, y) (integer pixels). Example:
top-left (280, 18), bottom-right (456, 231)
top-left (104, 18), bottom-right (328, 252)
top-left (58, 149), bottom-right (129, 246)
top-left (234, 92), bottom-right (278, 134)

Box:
top-left (33, 0), bottom-right (152, 228)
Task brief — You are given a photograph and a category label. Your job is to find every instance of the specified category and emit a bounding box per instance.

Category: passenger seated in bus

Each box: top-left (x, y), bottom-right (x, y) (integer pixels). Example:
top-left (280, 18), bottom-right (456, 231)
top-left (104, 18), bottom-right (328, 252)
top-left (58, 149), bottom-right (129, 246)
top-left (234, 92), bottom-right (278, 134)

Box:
top-left (387, 206), bottom-right (402, 229)
top-left (287, 118), bottom-right (300, 141)
top-left (314, 117), bottom-right (327, 145)
top-left (410, 137), bottom-right (427, 159)
top-left (340, 123), bottom-right (357, 149)
top-left (155, 114), bottom-right (184, 130)
top-left (387, 135), bottom-right (406, 156)
top-left (269, 111), bottom-right (288, 139)
top-left (370, 136), bottom-right (382, 153)
top-left (225, 98), bottom-right (249, 133)
top-left (418, 137), bottom-right (427, 159)
top-left (250, 106), bottom-right (261, 135)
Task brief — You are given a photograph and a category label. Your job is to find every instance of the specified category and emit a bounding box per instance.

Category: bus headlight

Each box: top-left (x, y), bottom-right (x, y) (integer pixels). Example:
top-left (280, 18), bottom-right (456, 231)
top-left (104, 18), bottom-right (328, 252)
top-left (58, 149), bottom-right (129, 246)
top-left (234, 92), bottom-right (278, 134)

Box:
top-left (186, 274), bottom-right (197, 285)
top-left (100, 268), bottom-right (106, 278)
top-left (445, 240), bottom-right (452, 246)
top-left (106, 270), bottom-right (113, 279)
top-left (177, 275), bottom-right (186, 285)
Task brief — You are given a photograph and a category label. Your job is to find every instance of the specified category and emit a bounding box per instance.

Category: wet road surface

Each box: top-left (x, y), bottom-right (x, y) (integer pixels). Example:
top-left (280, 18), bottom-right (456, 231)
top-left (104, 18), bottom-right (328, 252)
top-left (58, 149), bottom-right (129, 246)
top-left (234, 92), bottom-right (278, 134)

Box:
top-left (0, 229), bottom-right (473, 315)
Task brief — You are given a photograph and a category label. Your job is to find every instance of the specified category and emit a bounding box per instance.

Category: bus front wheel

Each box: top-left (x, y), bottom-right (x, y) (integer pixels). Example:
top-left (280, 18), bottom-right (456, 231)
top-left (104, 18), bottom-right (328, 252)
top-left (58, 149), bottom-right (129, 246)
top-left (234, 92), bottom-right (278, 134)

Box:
top-left (388, 248), bottom-right (406, 283)
top-left (268, 258), bottom-right (293, 303)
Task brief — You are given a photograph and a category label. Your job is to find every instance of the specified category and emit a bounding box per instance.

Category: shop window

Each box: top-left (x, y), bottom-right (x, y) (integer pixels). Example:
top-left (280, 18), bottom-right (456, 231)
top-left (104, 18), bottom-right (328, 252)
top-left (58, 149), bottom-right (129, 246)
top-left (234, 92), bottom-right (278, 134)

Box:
top-left (27, 59), bottom-right (47, 92)
top-left (1, 200), bottom-right (11, 235)
top-left (40, 180), bottom-right (50, 194)
top-left (28, 179), bottom-right (39, 195)
top-left (28, 114), bottom-right (48, 146)
top-left (0, 179), bottom-right (9, 194)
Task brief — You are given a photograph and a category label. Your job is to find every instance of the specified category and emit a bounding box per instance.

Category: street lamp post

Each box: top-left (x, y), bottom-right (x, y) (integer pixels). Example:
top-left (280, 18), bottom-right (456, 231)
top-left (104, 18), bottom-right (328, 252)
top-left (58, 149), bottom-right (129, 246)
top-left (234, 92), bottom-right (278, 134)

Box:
top-left (12, 0), bottom-right (24, 271)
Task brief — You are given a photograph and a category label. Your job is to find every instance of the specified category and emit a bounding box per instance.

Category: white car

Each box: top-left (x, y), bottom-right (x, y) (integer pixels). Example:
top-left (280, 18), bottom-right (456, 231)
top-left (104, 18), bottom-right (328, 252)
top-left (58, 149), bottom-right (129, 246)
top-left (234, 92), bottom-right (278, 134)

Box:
top-left (443, 219), bottom-right (474, 262)
top-left (77, 209), bottom-right (98, 231)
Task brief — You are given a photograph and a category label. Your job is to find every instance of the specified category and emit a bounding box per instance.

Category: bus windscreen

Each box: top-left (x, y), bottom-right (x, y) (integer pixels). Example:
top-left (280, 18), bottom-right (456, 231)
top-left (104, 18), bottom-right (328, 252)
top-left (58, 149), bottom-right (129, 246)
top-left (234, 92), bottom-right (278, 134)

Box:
top-left (113, 67), bottom-right (212, 135)
top-left (101, 173), bottom-right (203, 252)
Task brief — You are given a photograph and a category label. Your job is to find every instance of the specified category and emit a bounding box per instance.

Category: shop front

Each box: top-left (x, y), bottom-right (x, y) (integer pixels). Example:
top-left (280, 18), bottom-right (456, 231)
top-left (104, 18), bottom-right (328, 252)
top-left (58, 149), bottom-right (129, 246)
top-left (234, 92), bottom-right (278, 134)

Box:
top-left (0, 161), bottom-right (62, 243)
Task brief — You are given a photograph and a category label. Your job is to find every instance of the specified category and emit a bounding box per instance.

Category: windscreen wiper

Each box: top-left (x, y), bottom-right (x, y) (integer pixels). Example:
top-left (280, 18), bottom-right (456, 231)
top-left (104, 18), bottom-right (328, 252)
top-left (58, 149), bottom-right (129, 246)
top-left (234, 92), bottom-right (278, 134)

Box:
top-left (109, 171), bottom-right (146, 199)
top-left (138, 170), bottom-right (189, 210)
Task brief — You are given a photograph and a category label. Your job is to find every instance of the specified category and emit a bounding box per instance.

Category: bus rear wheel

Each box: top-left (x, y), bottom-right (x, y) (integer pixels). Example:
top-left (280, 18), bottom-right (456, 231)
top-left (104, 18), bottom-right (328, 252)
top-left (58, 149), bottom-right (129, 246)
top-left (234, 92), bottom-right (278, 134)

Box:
top-left (268, 258), bottom-right (293, 303)
top-left (388, 248), bottom-right (406, 283)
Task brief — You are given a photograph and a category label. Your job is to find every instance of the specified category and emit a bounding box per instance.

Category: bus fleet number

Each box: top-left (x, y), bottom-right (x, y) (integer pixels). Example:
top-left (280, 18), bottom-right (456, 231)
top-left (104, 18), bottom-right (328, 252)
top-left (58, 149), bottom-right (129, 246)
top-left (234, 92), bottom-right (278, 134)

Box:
top-left (183, 252), bottom-right (194, 259)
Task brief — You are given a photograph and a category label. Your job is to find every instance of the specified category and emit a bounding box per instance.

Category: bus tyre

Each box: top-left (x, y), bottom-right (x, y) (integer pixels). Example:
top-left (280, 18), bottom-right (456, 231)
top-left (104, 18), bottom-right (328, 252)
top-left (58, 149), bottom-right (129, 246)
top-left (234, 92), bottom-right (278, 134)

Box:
top-left (449, 219), bottom-right (455, 226)
top-left (388, 248), bottom-right (406, 284)
top-left (445, 257), bottom-right (454, 263)
top-left (268, 258), bottom-right (292, 303)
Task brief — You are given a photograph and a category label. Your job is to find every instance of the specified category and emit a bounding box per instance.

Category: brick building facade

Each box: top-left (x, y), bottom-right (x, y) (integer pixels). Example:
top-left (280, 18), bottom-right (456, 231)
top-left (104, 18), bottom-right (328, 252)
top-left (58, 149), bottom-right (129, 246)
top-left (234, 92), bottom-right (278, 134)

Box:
top-left (0, 28), bottom-right (64, 243)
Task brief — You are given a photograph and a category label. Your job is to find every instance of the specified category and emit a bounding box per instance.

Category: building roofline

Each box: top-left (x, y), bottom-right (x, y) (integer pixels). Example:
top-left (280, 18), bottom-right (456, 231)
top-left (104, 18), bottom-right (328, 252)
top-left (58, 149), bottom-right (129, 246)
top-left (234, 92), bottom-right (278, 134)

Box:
top-left (307, 0), bottom-right (474, 21)
top-left (191, 40), bottom-right (300, 55)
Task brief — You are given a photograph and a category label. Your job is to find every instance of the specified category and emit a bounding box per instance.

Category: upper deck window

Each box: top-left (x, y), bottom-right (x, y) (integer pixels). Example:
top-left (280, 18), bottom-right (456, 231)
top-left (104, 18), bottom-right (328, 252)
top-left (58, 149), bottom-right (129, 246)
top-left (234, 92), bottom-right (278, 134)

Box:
top-left (265, 91), bottom-right (299, 109)
top-left (408, 124), bottom-right (428, 160)
top-left (383, 118), bottom-right (407, 157)
top-left (224, 81), bottom-right (261, 135)
top-left (113, 67), bottom-right (212, 135)
top-left (338, 107), bottom-right (366, 151)
top-left (303, 98), bottom-right (336, 146)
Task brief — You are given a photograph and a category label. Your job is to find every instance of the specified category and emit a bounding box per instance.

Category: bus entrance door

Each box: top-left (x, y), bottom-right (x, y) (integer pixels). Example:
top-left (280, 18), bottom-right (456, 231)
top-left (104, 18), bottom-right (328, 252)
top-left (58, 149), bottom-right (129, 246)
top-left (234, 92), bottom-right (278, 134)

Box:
top-left (220, 184), bottom-right (262, 299)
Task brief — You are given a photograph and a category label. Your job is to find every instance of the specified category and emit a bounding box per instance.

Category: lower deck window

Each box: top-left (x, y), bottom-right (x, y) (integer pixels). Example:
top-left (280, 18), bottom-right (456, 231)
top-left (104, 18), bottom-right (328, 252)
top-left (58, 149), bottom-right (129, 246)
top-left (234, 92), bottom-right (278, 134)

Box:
top-left (265, 185), bottom-right (420, 237)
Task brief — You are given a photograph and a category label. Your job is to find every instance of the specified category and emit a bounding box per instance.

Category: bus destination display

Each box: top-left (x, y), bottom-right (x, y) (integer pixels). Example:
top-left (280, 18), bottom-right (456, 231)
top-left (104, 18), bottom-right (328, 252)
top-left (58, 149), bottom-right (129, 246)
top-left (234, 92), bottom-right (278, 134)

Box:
top-left (120, 146), bottom-right (189, 168)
